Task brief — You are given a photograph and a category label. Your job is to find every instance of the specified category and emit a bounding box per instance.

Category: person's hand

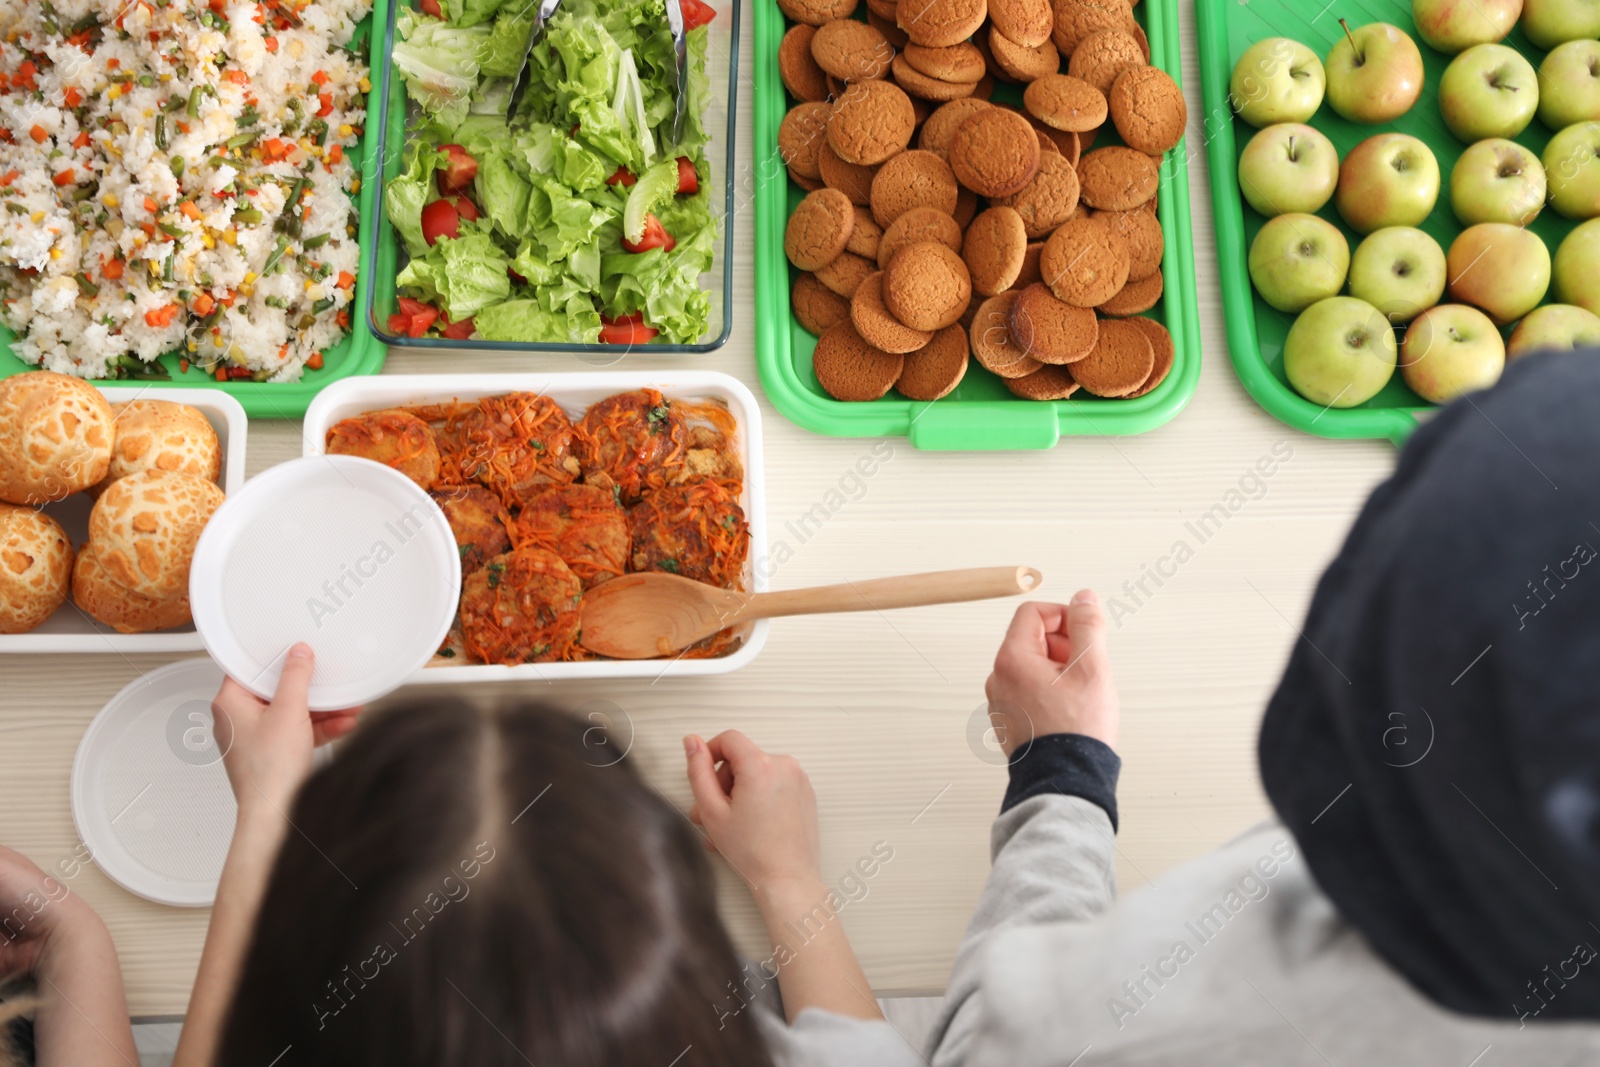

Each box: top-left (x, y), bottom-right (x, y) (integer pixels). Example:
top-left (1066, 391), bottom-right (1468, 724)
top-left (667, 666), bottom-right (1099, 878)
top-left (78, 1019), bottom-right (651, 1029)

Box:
top-left (0, 844), bottom-right (102, 980)
top-left (684, 731), bottom-right (821, 898)
top-left (985, 591), bottom-right (1119, 754)
top-left (212, 643), bottom-right (361, 816)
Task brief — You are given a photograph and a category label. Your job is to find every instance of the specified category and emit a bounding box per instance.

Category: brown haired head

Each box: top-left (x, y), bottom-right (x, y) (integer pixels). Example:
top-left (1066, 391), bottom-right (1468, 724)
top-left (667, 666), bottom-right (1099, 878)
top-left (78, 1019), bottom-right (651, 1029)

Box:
top-left (217, 700), bottom-right (772, 1067)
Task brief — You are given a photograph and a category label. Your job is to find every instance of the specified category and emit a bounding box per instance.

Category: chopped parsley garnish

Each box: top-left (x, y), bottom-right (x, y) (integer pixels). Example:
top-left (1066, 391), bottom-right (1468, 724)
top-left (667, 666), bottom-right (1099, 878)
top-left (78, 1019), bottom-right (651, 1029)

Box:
top-left (659, 558), bottom-right (680, 574)
top-left (486, 561), bottom-right (505, 588)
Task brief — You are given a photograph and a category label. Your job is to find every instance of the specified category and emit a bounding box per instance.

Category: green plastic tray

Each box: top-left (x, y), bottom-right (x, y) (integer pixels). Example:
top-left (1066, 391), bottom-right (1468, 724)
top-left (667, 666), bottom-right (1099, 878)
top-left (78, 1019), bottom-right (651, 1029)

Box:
top-left (1197, 0), bottom-right (1580, 445)
top-left (0, 0), bottom-right (389, 419)
top-left (752, 0), bottom-right (1202, 451)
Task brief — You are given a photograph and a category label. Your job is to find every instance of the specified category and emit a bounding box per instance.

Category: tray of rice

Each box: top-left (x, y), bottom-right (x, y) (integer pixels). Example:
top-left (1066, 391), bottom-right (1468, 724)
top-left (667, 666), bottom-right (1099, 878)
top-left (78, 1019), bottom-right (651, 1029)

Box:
top-left (0, 0), bottom-right (389, 417)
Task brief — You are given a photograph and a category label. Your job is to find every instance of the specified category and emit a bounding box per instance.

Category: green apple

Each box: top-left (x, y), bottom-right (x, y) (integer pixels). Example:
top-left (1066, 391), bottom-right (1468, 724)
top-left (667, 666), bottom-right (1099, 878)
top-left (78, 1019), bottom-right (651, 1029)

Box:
top-left (1237, 123), bottom-right (1340, 217)
top-left (1505, 303), bottom-right (1600, 358)
top-left (1324, 21), bottom-right (1425, 124)
top-left (1334, 133), bottom-right (1440, 233)
top-left (1348, 226), bottom-right (1447, 323)
top-left (1401, 304), bottom-right (1505, 403)
top-left (1449, 139), bottom-right (1545, 226)
top-left (1230, 38), bottom-right (1326, 127)
top-left (1283, 296), bottom-right (1398, 407)
top-left (1552, 217), bottom-right (1600, 314)
top-left (1520, 0), bottom-right (1600, 49)
top-left (1411, 0), bottom-right (1522, 52)
top-left (1438, 44), bottom-right (1538, 141)
top-left (1543, 122), bottom-right (1600, 218)
top-left (1447, 222), bottom-right (1551, 323)
top-left (1537, 41), bottom-right (1600, 130)
top-left (1248, 214), bottom-right (1351, 313)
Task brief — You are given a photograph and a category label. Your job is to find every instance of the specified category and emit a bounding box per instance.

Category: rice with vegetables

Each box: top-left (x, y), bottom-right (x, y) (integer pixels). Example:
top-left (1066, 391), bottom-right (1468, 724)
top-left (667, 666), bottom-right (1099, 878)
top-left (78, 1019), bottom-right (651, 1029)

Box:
top-left (0, 0), bottom-right (370, 381)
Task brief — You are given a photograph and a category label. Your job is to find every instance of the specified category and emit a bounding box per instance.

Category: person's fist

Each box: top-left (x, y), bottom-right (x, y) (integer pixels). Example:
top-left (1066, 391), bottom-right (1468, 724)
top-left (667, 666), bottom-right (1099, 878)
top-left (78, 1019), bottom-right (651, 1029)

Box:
top-left (984, 591), bottom-right (1119, 755)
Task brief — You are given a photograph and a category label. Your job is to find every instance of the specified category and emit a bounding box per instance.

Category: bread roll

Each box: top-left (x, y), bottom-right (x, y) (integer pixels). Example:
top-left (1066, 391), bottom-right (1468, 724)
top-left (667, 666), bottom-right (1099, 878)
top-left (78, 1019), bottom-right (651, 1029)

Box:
top-left (0, 371), bottom-right (113, 504)
top-left (0, 503), bottom-right (73, 633)
top-left (72, 543), bottom-right (191, 634)
top-left (98, 400), bottom-right (221, 491)
top-left (89, 469), bottom-right (224, 600)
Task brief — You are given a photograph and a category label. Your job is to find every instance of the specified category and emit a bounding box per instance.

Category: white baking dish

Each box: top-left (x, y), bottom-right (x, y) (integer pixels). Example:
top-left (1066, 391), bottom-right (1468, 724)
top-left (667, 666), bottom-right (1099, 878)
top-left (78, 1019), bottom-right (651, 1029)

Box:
top-left (0, 386), bottom-right (248, 654)
top-left (303, 372), bottom-right (769, 681)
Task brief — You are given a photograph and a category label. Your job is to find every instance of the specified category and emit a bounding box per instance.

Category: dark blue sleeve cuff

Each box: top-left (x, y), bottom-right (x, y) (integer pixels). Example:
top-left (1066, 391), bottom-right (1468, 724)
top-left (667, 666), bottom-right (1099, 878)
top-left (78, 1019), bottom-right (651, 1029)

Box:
top-left (1002, 733), bottom-right (1121, 831)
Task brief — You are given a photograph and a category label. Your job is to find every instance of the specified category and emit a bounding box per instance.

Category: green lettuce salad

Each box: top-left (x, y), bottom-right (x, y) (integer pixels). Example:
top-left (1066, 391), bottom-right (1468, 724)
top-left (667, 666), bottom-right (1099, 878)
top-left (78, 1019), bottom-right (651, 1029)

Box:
top-left (384, 0), bottom-right (717, 344)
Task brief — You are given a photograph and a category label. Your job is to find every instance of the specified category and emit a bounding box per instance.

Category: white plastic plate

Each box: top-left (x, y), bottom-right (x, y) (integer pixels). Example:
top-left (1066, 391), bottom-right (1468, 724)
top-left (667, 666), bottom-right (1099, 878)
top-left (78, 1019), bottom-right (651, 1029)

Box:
top-left (0, 387), bottom-right (247, 653)
top-left (188, 454), bottom-right (461, 710)
top-left (302, 372), bottom-right (770, 682)
top-left (70, 658), bottom-right (235, 907)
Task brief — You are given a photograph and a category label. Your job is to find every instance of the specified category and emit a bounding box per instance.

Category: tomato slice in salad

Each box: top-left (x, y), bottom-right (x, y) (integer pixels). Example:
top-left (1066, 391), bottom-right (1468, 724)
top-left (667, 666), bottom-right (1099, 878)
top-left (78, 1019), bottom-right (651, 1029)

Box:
top-left (606, 165), bottom-right (637, 187)
top-left (420, 199), bottom-right (459, 245)
top-left (680, 0), bottom-right (715, 31)
top-left (436, 144), bottom-right (478, 196)
top-left (675, 155), bottom-right (698, 195)
top-left (451, 195), bottom-right (479, 221)
top-left (419, 0), bottom-right (443, 15)
top-left (599, 319), bottom-right (658, 345)
top-left (622, 214), bottom-right (675, 253)
top-left (439, 314), bottom-right (476, 340)
top-left (396, 297), bottom-right (439, 337)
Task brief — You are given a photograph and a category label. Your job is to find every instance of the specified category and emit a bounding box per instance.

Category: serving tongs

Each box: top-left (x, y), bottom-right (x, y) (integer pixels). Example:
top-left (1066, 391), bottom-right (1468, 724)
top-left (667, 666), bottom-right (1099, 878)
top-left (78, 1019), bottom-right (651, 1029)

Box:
top-left (506, 0), bottom-right (564, 122)
top-left (664, 0), bottom-right (688, 145)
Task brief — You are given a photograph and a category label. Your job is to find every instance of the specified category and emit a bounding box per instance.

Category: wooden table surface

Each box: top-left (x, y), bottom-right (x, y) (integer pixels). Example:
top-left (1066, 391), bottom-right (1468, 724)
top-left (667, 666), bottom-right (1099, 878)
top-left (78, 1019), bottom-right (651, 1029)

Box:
top-left (0, 1), bottom-right (1398, 1017)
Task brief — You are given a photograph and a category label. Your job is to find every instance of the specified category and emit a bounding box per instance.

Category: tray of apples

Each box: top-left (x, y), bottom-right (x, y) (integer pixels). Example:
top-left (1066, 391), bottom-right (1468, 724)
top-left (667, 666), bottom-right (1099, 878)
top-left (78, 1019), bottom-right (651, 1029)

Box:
top-left (1196, 0), bottom-right (1600, 443)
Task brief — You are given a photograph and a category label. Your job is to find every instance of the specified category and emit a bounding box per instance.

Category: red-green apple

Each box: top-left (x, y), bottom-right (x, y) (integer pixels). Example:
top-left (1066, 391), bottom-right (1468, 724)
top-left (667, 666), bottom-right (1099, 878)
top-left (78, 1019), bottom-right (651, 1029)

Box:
top-left (1324, 21), bottom-right (1425, 123)
top-left (1230, 38), bottom-right (1326, 127)
top-left (1335, 133), bottom-right (1440, 233)
top-left (1538, 41), bottom-right (1600, 129)
top-left (1449, 139), bottom-right (1545, 225)
top-left (1248, 214), bottom-right (1351, 313)
top-left (1283, 296), bottom-right (1398, 407)
top-left (1348, 226), bottom-right (1447, 322)
top-left (1552, 217), bottom-right (1600, 314)
top-left (1446, 222), bottom-right (1551, 323)
top-left (1238, 123), bottom-right (1340, 217)
top-left (1411, 0), bottom-right (1521, 52)
top-left (1505, 303), bottom-right (1600, 358)
top-left (1438, 44), bottom-right (1538, 141)
top-left (1401, 304), bottom-right (1505, 402)
top-left (1520, 0), bottom-right (1600, 49)
top-left (1543, 122), bottom-right (1600, 218)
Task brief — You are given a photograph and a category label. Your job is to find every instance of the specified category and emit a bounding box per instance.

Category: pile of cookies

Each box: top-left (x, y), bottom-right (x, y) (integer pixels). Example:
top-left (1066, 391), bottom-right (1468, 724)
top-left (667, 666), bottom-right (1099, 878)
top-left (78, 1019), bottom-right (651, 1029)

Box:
top-left (0, 371), bottom-right (225, 636)
top-left (777, 0), bottom-right (1186, 402)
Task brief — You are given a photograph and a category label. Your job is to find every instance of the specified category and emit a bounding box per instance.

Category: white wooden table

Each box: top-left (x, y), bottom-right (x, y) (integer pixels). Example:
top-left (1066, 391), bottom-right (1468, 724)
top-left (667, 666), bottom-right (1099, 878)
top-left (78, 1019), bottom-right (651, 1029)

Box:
top-left (0, 0), bottom-right (1396, 1016)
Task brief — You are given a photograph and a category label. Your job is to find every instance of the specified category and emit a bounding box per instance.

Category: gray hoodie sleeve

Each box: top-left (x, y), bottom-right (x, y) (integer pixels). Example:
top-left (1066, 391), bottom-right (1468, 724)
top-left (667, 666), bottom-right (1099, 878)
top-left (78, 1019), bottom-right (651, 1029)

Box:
top-left (757, 1007), bottom-right (929, 1067)
top-left (927, 795), bottom-right (1119, 1065)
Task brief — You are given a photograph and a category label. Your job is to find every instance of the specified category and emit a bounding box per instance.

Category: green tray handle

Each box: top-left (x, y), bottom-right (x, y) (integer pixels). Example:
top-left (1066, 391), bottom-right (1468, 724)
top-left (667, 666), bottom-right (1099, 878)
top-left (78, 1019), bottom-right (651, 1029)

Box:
top-left (906, 403), bottom-right (1062, 450)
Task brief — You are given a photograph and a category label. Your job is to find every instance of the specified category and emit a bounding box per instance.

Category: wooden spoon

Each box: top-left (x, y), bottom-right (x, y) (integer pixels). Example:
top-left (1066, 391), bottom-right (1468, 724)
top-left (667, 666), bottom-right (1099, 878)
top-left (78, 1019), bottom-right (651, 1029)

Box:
top-left (579, 566), bottom-right (1042, 659)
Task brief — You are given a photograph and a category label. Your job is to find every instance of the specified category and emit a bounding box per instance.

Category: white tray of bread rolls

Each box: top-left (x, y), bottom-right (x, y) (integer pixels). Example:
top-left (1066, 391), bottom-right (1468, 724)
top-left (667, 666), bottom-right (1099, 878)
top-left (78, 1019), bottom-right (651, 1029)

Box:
top-left (0, 374), bottom-right (245, 652)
